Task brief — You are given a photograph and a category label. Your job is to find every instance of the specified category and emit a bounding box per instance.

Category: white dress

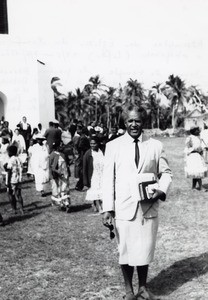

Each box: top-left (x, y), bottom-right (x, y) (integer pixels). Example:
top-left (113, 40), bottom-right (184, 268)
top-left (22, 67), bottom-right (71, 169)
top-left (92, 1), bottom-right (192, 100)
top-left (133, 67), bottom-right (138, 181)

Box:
top-left (32, 144), bottom-right (49, 192)
top-left (85, 149), bottom-right (104, 201)
top-left (184, 135), bottom-right (207, 178)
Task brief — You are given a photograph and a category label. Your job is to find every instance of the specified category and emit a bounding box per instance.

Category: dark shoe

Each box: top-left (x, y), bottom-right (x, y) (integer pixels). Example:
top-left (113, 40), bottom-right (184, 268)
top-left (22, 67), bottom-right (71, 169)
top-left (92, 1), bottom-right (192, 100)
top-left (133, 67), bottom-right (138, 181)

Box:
top-left (123, 292), bottom-right (137, 300)
top-left (66, 206), bottom-right (71, 213)
top-left (0, 214), bottom-right (4, 226)
top-left (41, 191), bottom-right (46, 197)
top-left (137, 286), bottom-right (160, 300)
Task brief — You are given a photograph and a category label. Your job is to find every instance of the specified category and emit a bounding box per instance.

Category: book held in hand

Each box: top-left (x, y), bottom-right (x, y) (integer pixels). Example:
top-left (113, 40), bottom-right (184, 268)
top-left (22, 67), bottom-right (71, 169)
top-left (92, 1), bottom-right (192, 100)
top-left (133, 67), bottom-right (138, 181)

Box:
top-left (137, 173), bottom-right (158, 201)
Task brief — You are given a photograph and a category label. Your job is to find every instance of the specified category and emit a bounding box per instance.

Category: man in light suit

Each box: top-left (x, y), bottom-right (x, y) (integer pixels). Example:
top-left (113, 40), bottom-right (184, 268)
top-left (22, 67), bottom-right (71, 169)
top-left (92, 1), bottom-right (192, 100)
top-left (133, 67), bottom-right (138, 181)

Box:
top-left (102, 104), bottom-right (172, 300)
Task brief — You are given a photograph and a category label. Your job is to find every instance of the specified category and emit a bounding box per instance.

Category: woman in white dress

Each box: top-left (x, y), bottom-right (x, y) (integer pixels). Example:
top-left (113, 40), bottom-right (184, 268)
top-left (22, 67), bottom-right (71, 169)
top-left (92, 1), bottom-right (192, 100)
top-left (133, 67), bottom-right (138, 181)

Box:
top-left (83, 135), bottom-right (104, 213)
top-left (184, 126), bottom-right (207, 190)
top-left (12, 128), bottom-right (26, 154)
top-left (31, 135), bottom-right (49, 196)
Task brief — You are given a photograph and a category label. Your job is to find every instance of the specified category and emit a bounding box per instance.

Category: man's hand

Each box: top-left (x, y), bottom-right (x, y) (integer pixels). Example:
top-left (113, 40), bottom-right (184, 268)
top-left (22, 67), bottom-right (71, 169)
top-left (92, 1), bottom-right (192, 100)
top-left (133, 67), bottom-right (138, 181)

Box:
top-left (151, 189), bottom-right (166, 202)
top-left (102, 211), bottom-right (114, 227)
top-left (143, 189), bottom-right (166, 204)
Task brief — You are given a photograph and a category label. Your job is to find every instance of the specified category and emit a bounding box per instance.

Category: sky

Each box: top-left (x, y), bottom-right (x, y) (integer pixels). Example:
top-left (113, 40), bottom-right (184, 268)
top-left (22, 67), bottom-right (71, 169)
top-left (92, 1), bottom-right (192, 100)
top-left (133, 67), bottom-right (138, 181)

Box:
top-left (7, 0), bottom-right (208, 93)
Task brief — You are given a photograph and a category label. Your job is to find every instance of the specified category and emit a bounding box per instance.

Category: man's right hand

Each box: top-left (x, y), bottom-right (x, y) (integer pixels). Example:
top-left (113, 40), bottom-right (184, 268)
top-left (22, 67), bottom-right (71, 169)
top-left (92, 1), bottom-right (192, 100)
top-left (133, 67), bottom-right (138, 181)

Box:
top-left (102, 211), bottom-right (114, 227)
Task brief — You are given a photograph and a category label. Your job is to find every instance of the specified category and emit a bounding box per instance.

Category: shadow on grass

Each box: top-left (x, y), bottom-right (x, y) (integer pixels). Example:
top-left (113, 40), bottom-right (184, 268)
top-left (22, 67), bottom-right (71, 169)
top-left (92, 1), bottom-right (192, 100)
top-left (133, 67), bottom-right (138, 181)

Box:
top-left (21, 185), bottom-right (34, 190)
top-left (59, 203), bottom-right (92, 213)
top-left (23, 201), bottom-right (52, 212)
top-left (38, 191), bottom-right (52, 197)
top-left (4, 211), bottom-right (40, 225)
top-left (202, 183), bottom-right (208, 190)
top-left (0, 200), bottom-right (10, 206)
top-left (149, 252), bottom-right (208, 296)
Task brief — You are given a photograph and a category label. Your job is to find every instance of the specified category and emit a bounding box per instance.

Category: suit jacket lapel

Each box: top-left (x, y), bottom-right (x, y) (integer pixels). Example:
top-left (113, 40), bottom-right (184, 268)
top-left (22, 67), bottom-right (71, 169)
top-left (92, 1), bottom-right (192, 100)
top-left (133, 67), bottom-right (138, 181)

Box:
top-left (137, 134), bottom-right (150, 172)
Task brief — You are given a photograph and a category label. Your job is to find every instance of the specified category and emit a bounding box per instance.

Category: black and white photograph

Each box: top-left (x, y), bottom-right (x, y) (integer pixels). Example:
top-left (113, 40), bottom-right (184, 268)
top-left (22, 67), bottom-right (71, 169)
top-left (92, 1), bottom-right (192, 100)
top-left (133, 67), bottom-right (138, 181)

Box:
top-left (0, 0), bottom-right (208, 299)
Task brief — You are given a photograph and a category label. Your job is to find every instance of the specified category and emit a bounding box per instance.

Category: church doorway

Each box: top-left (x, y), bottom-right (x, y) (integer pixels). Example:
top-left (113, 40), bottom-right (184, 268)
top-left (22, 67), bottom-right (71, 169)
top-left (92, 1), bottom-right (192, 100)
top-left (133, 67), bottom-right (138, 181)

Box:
top-left (0, 91), bottom-right (7, 121)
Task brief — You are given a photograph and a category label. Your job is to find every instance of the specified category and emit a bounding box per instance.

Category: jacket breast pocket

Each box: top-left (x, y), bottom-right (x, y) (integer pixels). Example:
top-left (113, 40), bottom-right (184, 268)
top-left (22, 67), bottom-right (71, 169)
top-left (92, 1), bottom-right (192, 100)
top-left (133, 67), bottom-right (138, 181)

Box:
top-left (140, 200), bottom-right (159, 219)
top-left (143, 159), bottom-right (157, 173)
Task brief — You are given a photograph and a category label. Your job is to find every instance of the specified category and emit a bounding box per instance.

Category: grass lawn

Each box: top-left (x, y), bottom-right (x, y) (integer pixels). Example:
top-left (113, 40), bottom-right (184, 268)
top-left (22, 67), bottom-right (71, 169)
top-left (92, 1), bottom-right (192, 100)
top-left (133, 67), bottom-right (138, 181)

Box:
top-left (0, 137), bottom-right (208, 300)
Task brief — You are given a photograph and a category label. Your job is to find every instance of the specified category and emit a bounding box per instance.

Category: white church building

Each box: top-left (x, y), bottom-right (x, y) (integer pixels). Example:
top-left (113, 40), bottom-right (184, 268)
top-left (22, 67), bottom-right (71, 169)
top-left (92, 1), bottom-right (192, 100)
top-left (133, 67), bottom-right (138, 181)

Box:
top-left (0, 28), bottom-right (55, 131)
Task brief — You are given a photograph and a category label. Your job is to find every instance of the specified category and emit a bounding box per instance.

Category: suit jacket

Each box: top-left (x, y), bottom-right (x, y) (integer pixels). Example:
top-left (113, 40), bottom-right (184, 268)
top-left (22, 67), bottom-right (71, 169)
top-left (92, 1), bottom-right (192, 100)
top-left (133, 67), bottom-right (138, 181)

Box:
top-left (102, 132), bottom-right (172, 220)
top-left (83, 149), bottom-right (93, 188)
top-left (18, 122), bottom-right (32, 141)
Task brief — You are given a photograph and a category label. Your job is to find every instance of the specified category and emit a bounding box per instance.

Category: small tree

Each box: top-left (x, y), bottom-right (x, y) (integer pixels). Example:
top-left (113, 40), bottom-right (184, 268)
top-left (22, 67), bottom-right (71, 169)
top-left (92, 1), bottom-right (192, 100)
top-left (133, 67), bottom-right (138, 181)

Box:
top-left (163, 74), bottom-right (187, 131)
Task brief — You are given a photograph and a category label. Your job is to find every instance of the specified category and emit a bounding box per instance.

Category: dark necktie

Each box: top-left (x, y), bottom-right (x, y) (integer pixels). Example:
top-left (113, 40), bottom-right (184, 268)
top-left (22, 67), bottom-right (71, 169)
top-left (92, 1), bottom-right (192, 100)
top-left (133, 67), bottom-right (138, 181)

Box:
top-left (134, 138), bottom-right (140, 168)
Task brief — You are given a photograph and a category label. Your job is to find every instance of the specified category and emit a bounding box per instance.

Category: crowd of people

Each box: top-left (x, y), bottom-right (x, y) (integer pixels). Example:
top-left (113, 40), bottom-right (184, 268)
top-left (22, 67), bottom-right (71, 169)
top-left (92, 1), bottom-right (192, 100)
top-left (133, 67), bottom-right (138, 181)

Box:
top-left (1, 110), bottom-right (208, 299)
top-left (0, 116), bottom-right (124, 220)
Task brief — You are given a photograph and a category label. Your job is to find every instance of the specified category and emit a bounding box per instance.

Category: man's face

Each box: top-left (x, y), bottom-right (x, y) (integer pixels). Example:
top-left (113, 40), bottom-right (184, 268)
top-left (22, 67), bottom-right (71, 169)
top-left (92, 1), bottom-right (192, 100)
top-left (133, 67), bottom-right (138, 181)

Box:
top-left (22, 117), bottom-right (26, 123)
top-left (90, 140), bottom-right (98, 151)
top-left (111, 127), bottom-right (117, 135)
top-left (125, 110), bottom-right (143, 138)
top-left (15, 129), bottom-right (19, 135)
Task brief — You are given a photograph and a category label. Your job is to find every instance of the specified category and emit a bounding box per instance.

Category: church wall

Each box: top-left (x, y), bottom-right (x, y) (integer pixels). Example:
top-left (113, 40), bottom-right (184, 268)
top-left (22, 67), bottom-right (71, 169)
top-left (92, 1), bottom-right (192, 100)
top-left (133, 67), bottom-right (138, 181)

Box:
top-left (0, 38), bottom-right (55, 131)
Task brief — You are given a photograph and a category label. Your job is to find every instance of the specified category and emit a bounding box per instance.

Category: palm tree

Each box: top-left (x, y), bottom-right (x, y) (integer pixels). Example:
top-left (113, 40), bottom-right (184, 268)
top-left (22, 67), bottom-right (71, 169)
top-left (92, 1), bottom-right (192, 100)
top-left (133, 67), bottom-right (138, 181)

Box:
top-left (87, 75), bottom-right (109, 122)
top-left (149, 83), bottom-right (165, 129)
top-left (104, 86), bottom-right (117, 128)
top-left (54, 94), bottom-right (68, 126)
top-left (125, 78), bottom-right (146, 105)
top-left (163, 74), bottom-right (187, 131)
top-left (51, 77), bottom-right (68, 126)
top-left (186, 85), bottom-right (208, 112)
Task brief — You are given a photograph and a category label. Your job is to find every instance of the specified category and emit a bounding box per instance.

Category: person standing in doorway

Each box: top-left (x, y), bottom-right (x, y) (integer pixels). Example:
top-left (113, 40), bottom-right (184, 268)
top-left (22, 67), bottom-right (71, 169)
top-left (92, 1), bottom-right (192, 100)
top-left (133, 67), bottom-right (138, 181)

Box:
top-left (102, 104), bottom-right (172, 300)
top-left (17, 116), bottom-right (32, 151)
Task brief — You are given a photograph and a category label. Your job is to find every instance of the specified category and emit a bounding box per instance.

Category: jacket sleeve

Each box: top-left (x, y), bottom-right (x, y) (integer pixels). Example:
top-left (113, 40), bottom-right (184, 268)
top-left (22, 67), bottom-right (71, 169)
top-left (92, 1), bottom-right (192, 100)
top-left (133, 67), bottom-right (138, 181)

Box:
top-left (102, 142), bottom-right (116, 213)
top-left (157, 144), bottom-right (172, 195)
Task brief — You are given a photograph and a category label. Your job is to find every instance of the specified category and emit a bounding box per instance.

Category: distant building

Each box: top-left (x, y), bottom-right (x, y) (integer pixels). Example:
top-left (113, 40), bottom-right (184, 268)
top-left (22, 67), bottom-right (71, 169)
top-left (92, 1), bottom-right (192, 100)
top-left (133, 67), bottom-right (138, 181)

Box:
top-left (184, 108), bottom-right (208, 130)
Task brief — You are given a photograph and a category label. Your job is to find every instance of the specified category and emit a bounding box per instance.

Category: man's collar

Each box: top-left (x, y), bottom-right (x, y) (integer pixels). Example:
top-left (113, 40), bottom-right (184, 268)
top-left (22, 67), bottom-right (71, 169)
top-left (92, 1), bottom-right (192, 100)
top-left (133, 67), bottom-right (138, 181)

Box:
top-left (124, 132), bottom-right (143, 142)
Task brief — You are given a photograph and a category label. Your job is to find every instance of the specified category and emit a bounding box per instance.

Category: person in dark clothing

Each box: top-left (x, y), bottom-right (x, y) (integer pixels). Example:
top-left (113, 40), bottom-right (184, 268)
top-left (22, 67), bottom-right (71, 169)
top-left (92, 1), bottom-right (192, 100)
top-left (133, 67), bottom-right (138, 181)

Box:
top-left (54, 122), bottom-right (62, 141)
top-left (44, 122), bottom-right (62, 154)
top-left (0, 121), bottom-right (13, 142)
top-left (107, 125), bottom-right (119, 142)
top-left (68, 119), bottom-right (78, 138)
top-left (74, 124), bottom-right (90, 191)
top-left (17, 116), bottom-right (32, 151)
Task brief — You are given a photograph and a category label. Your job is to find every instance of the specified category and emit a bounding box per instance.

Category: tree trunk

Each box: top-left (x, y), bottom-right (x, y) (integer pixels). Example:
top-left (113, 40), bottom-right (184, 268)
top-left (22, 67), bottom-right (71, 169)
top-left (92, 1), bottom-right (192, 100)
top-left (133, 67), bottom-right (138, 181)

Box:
top-left (95, 98), bottom-right (98, 122)
top-left (107, 105), bottom-right (110, 129)
top-left (157, 107), bottom-right (160, 129)
top-left (171, 106), bottom-right (177, 131)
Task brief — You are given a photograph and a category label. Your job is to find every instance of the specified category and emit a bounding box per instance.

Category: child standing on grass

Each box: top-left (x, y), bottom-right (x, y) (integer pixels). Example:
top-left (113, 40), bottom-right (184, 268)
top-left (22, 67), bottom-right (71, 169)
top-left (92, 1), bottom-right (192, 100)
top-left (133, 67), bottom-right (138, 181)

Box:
top-left (49, 142), bottom-right (71, 212)
top-left (26, 139), bottom-right (35, 179)
top-left (4, 145), bottom-right (24, 215)
top-left (83, 135), bottom-right (104, 213)
top-left (184, 126), bottom-right (207, 190)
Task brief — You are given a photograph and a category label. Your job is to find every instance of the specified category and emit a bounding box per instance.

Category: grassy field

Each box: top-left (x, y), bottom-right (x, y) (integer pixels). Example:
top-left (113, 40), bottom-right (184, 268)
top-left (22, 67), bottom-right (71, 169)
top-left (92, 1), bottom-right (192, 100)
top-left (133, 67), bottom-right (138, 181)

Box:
top-left (0, 137), bottom-right (208, 300)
